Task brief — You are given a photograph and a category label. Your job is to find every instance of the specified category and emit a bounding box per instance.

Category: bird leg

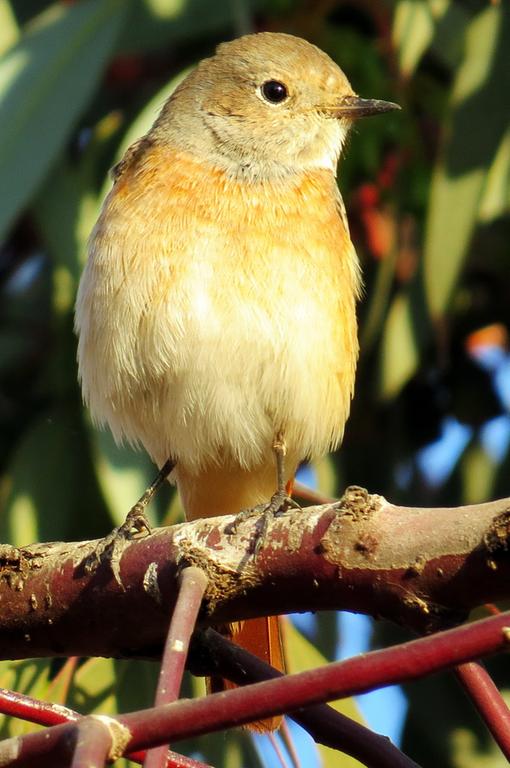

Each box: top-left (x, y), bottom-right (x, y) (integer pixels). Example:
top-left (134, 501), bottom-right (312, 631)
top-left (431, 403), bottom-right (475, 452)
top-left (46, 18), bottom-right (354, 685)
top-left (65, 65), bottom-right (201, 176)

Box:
top-left (225, 433), bottom-right (300, 554)
top-left (269, 431), bottom-right (295, 510)
top-left (125, 457), bottom-right (176, 532)
top-left (81, 458), bottom-right (175, 585)
top-left (274, 432), bottom-right (287, 492)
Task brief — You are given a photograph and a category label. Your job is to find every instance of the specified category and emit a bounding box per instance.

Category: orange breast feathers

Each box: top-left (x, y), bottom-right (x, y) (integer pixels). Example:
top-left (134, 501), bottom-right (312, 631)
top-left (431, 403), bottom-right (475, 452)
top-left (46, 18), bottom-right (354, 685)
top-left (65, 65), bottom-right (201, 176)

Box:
top-left (75, 144), bottom-right (361, 509)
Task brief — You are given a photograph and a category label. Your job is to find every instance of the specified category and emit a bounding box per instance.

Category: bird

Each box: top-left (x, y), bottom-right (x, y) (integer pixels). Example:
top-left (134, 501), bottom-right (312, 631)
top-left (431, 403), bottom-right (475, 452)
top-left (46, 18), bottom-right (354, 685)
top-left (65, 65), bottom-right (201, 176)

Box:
top-left (75, 31), bottom-right (398, 731)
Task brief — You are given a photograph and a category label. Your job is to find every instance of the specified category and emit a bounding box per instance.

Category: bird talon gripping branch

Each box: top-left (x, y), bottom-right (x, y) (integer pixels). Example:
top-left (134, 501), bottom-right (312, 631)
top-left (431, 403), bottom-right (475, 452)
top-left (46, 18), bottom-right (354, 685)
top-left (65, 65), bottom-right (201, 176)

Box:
top-left (80, 460), bottom-right (174, 584)
top-left (225, 489), bottom-right (299, 555)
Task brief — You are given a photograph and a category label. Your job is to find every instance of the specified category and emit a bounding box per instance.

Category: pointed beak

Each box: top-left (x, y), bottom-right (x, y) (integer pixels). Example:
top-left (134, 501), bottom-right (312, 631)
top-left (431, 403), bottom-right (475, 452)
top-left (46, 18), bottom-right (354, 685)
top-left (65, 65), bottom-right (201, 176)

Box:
top-left (329, 95), bottom-right (400, 119)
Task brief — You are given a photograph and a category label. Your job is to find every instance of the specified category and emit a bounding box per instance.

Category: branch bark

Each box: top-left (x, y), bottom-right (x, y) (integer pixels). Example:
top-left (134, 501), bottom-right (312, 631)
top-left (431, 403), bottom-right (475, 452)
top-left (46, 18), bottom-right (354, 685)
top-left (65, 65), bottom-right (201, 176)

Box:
top-left (0, 487), bottom-right (509, 658)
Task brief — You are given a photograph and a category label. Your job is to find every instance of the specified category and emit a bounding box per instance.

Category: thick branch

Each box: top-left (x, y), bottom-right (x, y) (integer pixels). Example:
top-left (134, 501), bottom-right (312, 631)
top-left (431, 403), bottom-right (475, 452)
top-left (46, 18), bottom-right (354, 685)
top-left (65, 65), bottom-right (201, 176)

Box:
top-left (0, 488), bottom-right (509, 658)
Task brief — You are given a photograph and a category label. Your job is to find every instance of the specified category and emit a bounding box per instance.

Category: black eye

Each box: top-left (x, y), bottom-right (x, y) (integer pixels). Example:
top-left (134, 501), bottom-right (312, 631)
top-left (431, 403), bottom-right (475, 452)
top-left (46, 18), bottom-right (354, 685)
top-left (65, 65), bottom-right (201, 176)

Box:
top-left (261, 80), bottom-right (288, 104)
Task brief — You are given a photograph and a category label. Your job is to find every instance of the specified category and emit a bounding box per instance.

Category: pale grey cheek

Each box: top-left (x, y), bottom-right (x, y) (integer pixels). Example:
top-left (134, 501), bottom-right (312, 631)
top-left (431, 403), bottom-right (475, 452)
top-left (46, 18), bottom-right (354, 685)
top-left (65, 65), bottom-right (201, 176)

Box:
top-left (200, 112), bottom-right (345, 175)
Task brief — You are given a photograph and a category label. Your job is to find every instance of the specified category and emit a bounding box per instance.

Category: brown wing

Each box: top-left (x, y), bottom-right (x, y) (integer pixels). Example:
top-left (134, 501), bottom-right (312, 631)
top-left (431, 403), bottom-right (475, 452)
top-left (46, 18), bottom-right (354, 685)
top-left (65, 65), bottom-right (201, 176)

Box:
top-left (111, 135), bottom-right (154, 182)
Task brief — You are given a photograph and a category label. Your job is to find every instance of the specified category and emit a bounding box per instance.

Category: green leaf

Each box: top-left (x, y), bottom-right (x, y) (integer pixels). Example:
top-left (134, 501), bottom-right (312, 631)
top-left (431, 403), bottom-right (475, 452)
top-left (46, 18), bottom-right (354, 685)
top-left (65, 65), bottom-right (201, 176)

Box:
top-left (424, 4), bottom-right (510, 319)
top-left (393, 0), bottom-right (436, 79)
top-left (450, 726), bottom-right (509, 768)
top-left (392, 0), bottom-right (467, 78)
top-left (1, 403), bottom-right (108, 544)
top-left (429, 2), bottom-right (467, 73)
top-left (88, 425), bottom-right (164, 528)
top-left (380, 291), bottom-right (420, 400)
top-left (102, 68), bottom-right (190, 199)
top-left (0, 0), bottom-right (19, 55)
top-left (460, 440), bottom-right (497, 505)
top-left (66, 657), bottom-right (116, 714)
top-left (360, 245), bottom-right (397, 355)
top-left (118, 0), bottom-right (259, 53)
top-left (113, 659), bottom-right (159, 713)
top-left (33, 161), bottom-right (102, 305)
top-left (0, 0), bottom-right (128, 240)
top-left (478, 127), bottom-right (510, 222)
top-left (314, 454), bottom-right (341, 498)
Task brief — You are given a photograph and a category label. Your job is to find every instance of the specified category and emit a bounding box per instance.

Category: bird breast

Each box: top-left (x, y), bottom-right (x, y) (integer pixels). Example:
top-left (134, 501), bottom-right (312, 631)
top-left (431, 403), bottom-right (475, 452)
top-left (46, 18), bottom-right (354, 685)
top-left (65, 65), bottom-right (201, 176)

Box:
top-left (75, 145), bottom-right (361, 474)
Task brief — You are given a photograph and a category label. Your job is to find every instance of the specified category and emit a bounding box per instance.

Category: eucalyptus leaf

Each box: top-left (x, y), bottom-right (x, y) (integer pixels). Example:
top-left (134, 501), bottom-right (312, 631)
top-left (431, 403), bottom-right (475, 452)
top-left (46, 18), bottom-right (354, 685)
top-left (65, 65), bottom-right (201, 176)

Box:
top-left (0, 0), bottom-right (19, 55)
top-left (424, 4), bottom-right (510, 319)
top-left (90, 424), bottom-right (161, 528)
top-left (118, 0), bottom-right (259, 53)
top-left (1, 403), bottom-right (107, 544)
top-left (380, 292), bottom-right (420, 400)
top-left (0, 0), bottom-right (128, 240)
top-left (393, 0), bottom-right (436, 79)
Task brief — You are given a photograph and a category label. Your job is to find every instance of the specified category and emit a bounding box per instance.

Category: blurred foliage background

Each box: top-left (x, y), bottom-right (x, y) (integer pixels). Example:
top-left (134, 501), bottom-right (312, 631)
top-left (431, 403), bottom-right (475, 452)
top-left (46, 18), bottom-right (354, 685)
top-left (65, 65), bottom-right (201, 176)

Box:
top-left (0, 0), bottom-right (509, 766)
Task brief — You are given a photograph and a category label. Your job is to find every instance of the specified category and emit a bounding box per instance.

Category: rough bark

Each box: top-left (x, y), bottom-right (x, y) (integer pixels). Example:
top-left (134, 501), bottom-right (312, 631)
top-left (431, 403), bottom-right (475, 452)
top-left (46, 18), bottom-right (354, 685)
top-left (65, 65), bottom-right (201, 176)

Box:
top-left (0, 487), bottom-right (509, 659)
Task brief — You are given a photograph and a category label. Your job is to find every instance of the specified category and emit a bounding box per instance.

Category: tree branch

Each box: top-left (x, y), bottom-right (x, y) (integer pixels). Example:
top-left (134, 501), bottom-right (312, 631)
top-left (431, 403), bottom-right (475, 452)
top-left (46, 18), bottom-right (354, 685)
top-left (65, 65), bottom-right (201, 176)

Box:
top-left (192, 629), bottom-right (419, 768)
top-left (6, 610), bottom-right (510, 764)
top-left (0, 487), bottom-right (509, 658)
top-left (455, 661), bottom-right (510, 759)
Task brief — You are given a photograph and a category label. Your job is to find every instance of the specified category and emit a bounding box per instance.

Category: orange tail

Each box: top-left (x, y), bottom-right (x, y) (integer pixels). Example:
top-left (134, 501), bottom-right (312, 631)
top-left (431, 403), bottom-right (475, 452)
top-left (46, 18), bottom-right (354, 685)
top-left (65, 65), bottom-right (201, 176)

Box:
top-left (207, 616), bottom-right (285, 732)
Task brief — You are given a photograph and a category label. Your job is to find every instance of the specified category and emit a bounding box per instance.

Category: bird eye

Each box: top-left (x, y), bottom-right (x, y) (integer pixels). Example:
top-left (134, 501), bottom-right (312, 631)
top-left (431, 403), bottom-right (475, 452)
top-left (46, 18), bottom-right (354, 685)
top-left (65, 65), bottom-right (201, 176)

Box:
top-left (261, 80), bottom-right (288, 104)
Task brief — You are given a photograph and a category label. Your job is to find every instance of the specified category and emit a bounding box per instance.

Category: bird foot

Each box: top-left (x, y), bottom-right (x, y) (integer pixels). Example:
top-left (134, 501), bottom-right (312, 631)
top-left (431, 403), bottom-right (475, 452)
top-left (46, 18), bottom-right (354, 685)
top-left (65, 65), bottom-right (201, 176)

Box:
top-left (225, 490), bottom-right (300, 555)
top-left (81, 459), bottom-right (174, 586)
top-left (81, 504), bottom-right (152, 587)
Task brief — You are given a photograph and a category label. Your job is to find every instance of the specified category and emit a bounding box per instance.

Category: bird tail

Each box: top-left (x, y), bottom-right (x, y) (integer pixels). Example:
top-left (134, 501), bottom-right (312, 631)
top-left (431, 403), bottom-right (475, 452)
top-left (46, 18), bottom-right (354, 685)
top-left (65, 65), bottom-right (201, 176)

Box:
top-left (207, 615), bottom-right (285, 732)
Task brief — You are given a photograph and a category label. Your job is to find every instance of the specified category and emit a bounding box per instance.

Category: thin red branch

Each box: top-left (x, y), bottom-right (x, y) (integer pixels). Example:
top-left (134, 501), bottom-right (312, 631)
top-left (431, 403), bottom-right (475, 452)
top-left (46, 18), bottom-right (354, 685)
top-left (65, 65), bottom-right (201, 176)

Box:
top-left (279, 720), bottom-right (302, 768)
top-left (144, 567), bottom-right (208, 768)
top-left (9, 609), bottom-right (510, 766)
top-left (192, 629), bottom-right (419, 768)
top-left (292, 481), bottom-right (336, 505)
top-left (6, 609), bottom-right (510, 766)
top-left (0, 689), bottom-right (209, 768)
top-left (267, 732), bottom-right (291, 768)
top-left (455, 661), bottom-right (510, 760)
top-left (70, 718), bottom-right (111, 768)
top-left (121, 611), bottom-right (510, 746)
top-left (0, 688), bottom-right (79, 727)
top-left (3, 491), bottom-right (510, 765)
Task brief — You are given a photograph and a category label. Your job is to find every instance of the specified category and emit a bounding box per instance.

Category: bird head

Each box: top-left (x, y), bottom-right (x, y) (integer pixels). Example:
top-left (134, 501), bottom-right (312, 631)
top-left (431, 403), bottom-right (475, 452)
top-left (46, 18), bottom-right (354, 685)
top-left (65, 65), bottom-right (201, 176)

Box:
top-left (153, 32), bottom-right (399, 180)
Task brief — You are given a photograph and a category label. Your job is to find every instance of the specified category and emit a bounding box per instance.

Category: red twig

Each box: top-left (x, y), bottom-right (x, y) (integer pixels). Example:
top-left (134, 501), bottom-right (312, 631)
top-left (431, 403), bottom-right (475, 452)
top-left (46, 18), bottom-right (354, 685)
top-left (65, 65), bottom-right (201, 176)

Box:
top-left (292, 481), bottom-right (336, 505)
top-left (267, 732), bottom-right (290, 768)
top-left (455, 661), bottom-right (510, 760)
top-left (70, 718), bottom-right (112, 768)
top-left (194, 629), bottom-right (418, 768)
top-left (279, 719), bottom-right (302, 768)
top-left (144, 567), bottom-right (208, 768)
top-left (0, 689), bottom-right (209, 768)
top-left (0, 688), bottom-right (78, 726)
top-left (8, 611), bottom-right (510, 765)
top-left (121, 611), bottom-right (510, 747)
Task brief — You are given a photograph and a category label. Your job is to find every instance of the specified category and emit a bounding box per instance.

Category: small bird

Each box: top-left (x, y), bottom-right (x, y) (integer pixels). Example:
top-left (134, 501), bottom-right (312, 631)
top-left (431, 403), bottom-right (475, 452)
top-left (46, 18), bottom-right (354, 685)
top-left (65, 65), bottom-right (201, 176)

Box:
top-left (75, 32), bottom-right (398, 730)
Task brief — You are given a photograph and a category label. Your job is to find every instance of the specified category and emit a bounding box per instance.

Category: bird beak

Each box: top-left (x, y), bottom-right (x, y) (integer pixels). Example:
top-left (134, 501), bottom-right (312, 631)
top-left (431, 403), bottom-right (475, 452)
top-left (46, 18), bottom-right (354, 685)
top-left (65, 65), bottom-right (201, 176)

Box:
top-left (329, 95), bottom-right (400, 119)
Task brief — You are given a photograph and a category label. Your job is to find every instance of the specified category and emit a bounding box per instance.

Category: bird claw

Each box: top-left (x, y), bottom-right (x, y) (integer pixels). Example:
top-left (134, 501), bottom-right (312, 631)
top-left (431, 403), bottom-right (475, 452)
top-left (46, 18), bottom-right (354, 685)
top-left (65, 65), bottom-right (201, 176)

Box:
top-left (81, 506), bottom-right (152, 587)
top-left (225, 490), bottom-right (300, 555)
top-left (80, 460), bottom-right (172, 586)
